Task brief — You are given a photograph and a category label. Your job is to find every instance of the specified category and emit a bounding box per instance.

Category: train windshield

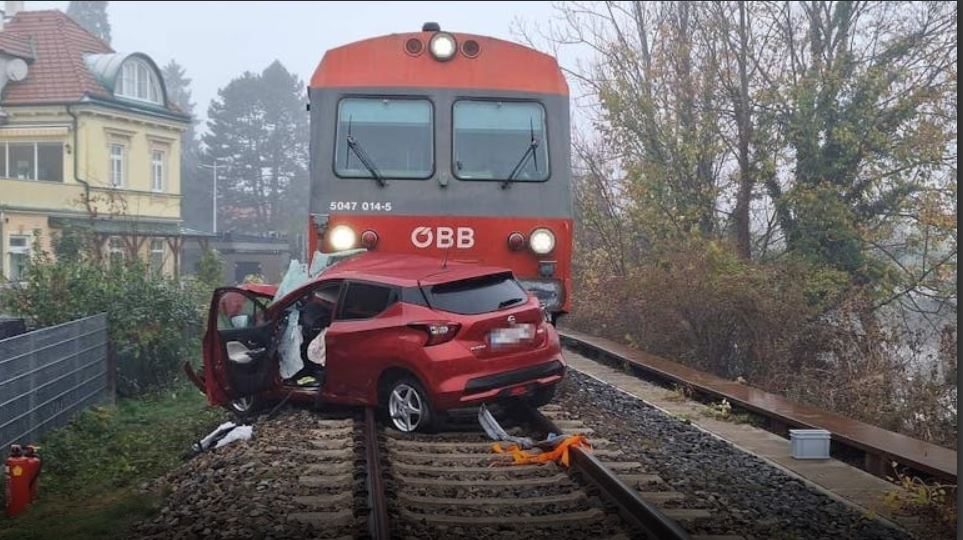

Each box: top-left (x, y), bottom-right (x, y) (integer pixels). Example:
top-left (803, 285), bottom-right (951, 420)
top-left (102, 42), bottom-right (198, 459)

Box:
top-left (453, 100), bottom-right (549, 182)
top-left (335, 98), bottom-right (433, 180)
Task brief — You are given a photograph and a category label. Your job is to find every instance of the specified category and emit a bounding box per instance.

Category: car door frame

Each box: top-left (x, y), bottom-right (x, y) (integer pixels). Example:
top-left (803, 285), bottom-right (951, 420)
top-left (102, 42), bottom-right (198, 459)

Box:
top-left (203, 287), bottom-right (276, 406)
top-left (323, 279), bottom-right (403, 405)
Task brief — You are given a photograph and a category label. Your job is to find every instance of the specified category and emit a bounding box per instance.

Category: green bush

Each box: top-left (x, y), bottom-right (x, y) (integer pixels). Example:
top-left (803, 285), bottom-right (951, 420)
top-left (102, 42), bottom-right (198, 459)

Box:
top-left (194, 247), bottom-right (224, 291)
top-left (1, 250), bottom-right (203, 397)
top-left (569, 238), bottom-right (958, 449)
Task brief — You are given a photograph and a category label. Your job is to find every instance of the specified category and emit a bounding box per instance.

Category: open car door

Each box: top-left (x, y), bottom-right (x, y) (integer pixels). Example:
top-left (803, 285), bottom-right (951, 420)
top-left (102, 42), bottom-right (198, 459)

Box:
top-left (202, 287), bottom-right (277, 407)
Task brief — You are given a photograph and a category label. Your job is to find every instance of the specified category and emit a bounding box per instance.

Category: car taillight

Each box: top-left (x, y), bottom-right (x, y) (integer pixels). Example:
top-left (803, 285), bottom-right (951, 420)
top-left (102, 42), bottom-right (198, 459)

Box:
top-left (409, 322), bottom-right (461, 346)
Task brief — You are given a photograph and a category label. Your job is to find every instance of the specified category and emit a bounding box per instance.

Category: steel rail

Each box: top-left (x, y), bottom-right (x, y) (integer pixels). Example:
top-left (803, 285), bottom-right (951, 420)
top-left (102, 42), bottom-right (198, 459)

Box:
top-left (363, 407), bottom-right (391, 540)
top-left (525, 405), bottom-right (691, 540)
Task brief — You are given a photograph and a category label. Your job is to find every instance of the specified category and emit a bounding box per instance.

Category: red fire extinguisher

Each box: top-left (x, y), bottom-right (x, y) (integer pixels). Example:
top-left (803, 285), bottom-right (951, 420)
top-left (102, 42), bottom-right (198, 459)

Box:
top-left (5, 444), bottom-right (42, 517)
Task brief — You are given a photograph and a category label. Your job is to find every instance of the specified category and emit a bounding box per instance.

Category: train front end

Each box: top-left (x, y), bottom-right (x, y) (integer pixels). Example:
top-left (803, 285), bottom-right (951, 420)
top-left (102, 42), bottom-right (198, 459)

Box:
top-left (308, 25), bottom-right (572, 316)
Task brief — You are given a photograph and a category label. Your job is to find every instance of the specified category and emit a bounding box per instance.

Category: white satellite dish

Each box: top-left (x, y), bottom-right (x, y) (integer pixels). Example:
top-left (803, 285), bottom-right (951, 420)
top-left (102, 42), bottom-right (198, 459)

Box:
top-left (6, 58), bottom-right (28, 82)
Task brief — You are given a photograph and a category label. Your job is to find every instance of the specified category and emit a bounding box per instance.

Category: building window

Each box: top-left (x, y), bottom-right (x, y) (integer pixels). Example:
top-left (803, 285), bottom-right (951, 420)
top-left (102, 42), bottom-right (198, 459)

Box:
top-left (37, 143), bottom-right (64, 182)
top-left (116, 58), bottom-right (162, 104)
top-left (8, 235), bottom-right (30, 281)
top-left (108, 237), bottom-right (125, 265)
top-left (8, 142), bottom-right (33, 179)
top-left (151, 149), bottom-right (165, 192)
top-left (150, 239), bottom-right (165, 273)
top-left (0, 142), bottom-right (64, 181)
top-left (110, 144), bottom-right (125, 187)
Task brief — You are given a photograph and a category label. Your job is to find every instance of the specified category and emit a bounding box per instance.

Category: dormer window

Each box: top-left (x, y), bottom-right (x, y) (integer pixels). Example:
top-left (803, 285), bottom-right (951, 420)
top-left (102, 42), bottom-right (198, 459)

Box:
top-left (116, 58), bottom-right (162, 104)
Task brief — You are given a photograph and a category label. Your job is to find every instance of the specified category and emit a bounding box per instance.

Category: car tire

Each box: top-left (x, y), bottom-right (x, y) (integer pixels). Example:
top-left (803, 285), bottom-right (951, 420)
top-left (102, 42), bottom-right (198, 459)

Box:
top-left (527, 383), bottom-right (558, 409)
top-left (227, 395), bottom-right (259, 418)
top-left (384, 376), bottom-right (435, 433)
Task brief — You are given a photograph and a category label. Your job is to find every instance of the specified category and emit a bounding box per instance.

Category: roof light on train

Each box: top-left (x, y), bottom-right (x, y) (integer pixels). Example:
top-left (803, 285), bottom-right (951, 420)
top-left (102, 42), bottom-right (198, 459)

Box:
top-left (329, 225), bottom-right (357, 251)
top-left (404, 38), bottom-right (424, 56)
top-left (461, 39), bottom-right (481, 58)
top-left (429, 33), bottom-right (457, 61)
top-left (529, 228), bottom-right (556, 255)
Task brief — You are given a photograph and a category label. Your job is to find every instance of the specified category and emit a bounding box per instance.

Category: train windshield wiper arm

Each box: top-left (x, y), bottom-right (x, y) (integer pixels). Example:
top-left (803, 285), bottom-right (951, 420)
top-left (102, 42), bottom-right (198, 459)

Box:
top-left (346, 134), bottom-right (386, 187)
top-left (502, 118), bottom-right (539, 189)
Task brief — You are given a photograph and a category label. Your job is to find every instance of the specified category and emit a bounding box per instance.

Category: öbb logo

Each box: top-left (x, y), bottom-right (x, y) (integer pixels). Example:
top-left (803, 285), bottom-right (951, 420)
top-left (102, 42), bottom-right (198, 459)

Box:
top-left (411, 227), bottom-right (475, 249)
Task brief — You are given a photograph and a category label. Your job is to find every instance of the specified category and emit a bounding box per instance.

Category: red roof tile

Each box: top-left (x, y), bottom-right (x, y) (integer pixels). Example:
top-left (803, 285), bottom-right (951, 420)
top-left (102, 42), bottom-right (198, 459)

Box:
top-left (1, 10), bottom-right (112, 103)
top-left (0, 32), bottom-right (33, 59)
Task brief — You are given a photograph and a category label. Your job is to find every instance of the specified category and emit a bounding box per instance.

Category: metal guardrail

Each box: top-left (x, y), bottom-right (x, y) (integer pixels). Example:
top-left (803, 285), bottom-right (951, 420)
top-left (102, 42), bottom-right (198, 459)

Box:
top-left (559, 328), bottom-right (957, 484)
top-left (0, 313), bottom-right (110, 451)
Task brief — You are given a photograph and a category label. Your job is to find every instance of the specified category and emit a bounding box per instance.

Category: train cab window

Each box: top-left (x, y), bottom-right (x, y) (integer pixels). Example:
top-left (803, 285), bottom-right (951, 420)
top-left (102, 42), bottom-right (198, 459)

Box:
top-left (453, 100), bottom-right (549, 182)
top-left (335, 98), bottom-right (433, 180)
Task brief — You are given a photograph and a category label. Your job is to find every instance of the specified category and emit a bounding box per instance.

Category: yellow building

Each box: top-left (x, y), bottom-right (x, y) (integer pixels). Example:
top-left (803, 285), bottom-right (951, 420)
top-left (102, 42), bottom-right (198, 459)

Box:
top-left (0, 5), bottom-right (203, 280)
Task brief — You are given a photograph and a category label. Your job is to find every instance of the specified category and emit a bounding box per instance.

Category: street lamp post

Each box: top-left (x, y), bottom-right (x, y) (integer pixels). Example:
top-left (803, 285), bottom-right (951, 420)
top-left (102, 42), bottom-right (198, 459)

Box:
top-left (197, 158), bottom-right (221, 235)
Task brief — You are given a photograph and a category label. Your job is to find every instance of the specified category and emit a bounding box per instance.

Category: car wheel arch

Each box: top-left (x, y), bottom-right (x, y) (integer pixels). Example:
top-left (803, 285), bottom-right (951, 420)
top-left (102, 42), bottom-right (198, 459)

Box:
top-left (377, 365), bottom-right (430, 407)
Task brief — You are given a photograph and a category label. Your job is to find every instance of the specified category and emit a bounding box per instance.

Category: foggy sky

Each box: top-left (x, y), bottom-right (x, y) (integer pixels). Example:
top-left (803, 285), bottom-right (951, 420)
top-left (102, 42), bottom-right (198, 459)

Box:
top-left (30, 1), bottom-right (562, 131)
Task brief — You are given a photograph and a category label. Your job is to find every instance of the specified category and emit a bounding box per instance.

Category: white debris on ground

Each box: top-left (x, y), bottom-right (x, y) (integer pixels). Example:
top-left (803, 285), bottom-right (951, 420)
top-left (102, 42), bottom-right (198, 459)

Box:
top-left (192, 422), bottom-right (254, 454)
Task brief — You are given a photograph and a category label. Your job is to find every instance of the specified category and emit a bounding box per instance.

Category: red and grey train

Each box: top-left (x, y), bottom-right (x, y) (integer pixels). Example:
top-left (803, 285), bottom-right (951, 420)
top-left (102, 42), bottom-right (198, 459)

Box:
top-left (307, 23), bottom-right (572, 319)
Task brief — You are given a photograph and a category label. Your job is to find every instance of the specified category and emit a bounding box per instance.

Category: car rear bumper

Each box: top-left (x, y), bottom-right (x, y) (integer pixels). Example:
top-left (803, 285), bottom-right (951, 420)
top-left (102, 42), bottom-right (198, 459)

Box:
top-left (430, 355), bottom-right (567, 410)
top-left (464, 359), bottom-right (565, 394)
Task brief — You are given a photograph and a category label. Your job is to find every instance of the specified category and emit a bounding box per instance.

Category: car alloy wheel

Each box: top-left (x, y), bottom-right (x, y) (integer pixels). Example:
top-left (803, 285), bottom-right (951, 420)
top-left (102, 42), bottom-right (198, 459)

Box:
top-left (388, 383), bottom-right (424, 432)
top-left (230, 396), bottom-right (255, 415)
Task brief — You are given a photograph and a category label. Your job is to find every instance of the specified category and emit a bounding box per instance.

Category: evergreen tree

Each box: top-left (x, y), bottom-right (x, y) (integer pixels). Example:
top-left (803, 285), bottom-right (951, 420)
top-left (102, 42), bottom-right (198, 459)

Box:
top-left (202, 61), bottom-right (308, 241)
top-left (162, 60), bottom-right (196, 143)
top-left (66, 1), bottom-right (111, 44)
top-left (162, 60), bottom-right (209, 232)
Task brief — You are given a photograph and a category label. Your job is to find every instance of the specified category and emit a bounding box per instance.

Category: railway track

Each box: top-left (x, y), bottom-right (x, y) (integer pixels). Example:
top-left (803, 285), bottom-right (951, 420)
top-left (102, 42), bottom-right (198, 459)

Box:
top-left (359, 402), bottom-right (743, 540)
top-left (377, 404), bottom-right (638, 539)
top-left (270, 414), bottom-right (367, 539)
top-left (134, 401), bottom-right (745, 539)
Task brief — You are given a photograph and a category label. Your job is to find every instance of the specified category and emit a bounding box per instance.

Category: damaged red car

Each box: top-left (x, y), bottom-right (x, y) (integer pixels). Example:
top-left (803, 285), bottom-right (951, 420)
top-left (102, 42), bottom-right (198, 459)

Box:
top-left (186, 253), bottom-right (565, 432)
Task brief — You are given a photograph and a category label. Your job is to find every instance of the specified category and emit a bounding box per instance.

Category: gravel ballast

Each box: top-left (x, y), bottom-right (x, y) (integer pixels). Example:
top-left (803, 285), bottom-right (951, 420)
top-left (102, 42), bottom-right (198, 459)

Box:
top-left (555, 369), bottom-right (914, 539)
top-left (130, 408), bottom-right (365, 540)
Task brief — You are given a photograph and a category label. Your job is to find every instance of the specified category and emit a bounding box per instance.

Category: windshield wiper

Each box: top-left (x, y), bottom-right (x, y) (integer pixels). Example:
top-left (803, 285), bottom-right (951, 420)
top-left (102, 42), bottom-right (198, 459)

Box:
top-left (346, 135), bottom-right (386, 187)
top-left (502, 117), bottom-right (540, 189)
top-left (498, 297), bottom-right (525, 308)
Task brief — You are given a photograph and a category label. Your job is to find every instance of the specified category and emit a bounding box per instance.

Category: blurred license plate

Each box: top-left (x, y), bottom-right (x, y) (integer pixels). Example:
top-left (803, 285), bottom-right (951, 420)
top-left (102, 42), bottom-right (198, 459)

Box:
top-left (490, 324), bottom-right (535, 347)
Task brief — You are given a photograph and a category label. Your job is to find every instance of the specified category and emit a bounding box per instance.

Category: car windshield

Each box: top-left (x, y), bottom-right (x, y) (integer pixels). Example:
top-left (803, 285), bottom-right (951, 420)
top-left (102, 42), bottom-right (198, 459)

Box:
top-left (424, 273), bottom-right (529, 315)
top-left (335, 97), bottom-right (433, 179)
top-left (453, 100), bottom-right (549, 181)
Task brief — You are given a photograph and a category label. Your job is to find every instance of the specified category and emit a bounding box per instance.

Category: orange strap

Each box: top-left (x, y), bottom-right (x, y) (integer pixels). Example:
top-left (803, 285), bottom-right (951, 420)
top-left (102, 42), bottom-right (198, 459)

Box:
top-left (491, 435), bottom-right (591, 468)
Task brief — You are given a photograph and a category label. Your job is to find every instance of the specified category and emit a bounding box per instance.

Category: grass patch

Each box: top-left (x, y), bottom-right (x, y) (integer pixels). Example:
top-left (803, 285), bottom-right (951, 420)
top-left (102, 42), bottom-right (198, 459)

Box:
top-left (0, 381), bottom-right (224, 540)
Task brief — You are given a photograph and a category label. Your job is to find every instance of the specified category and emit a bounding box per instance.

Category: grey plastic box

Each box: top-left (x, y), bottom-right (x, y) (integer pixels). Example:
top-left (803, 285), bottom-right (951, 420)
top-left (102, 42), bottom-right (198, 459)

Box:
top-left (790, 429), bottom-right (831, 459)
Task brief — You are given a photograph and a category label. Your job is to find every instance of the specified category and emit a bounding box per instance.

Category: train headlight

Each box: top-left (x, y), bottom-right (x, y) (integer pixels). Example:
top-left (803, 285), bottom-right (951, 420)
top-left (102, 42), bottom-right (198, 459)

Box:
top-left (329, 225), bottom-right (356, 251)
top-left (429, 33), bottom-right (457, 61)
top-left (529, 228), bottom-right (555, 255)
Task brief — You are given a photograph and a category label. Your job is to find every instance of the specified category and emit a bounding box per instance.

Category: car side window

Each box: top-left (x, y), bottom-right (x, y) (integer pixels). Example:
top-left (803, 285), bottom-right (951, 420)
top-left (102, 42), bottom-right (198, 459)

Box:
top-left (337, 282), bottom-right (396, 320)
top-left (300, 281), bottom-right (342, 329)
top-left (216, 291), bottom-right (267, 330)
